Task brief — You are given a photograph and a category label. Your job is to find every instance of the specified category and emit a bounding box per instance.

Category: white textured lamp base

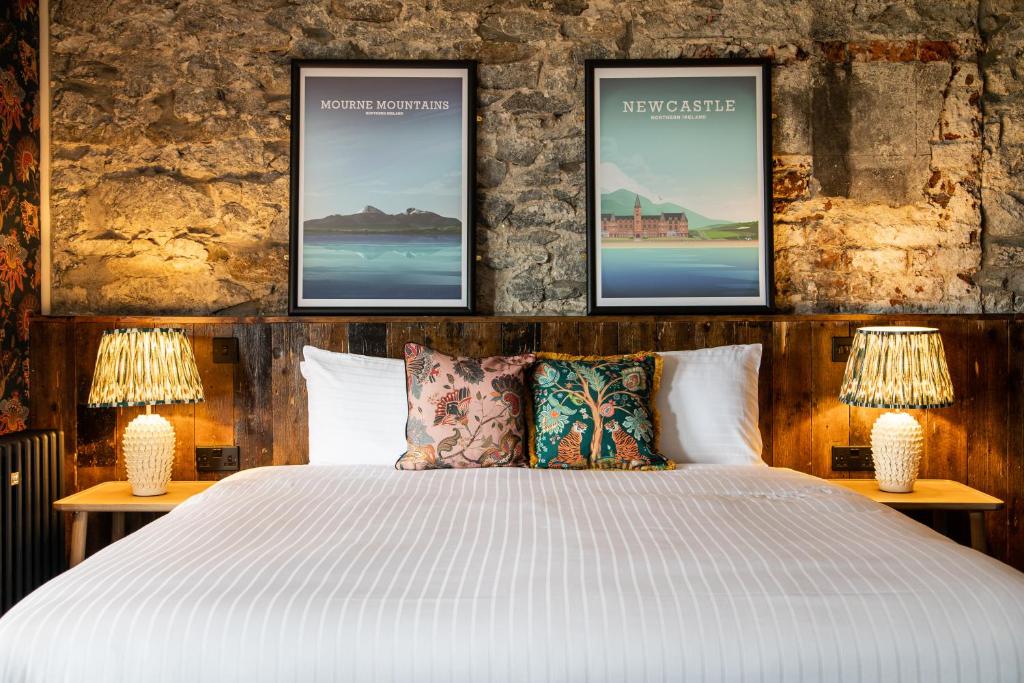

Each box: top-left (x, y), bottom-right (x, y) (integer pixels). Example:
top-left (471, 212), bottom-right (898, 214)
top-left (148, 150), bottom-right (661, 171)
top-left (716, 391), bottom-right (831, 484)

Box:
top-left (123, 413), bottom-right (176, 497)
top-left (871, 411), bottom-right (924, 493)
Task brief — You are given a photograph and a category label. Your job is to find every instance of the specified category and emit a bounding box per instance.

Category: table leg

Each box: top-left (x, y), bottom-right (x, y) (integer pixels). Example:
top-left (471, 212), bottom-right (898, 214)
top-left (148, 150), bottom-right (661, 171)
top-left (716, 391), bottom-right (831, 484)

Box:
top-left (969, 511), bottom-right (987, 554)
top-left (70, 511), bottom-right (89, 568)
top-left (111, 511), bottom-right (125, 542)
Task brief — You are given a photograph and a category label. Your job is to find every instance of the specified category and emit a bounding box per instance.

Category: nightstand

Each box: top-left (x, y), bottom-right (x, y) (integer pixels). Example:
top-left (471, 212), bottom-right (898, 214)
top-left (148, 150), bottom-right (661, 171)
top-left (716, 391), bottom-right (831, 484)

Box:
top-left (53, 481), bottom-right (216, 567)
top-left (828, 479), bottom-right (1004, 554)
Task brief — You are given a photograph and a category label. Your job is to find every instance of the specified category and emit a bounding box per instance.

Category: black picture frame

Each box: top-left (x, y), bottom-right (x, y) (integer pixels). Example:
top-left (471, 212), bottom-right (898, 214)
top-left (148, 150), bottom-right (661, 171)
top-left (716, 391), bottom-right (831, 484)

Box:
top-left (585, 58), bottom-right (774, 315)
top-left (289, 59), bottom-right (477, 315)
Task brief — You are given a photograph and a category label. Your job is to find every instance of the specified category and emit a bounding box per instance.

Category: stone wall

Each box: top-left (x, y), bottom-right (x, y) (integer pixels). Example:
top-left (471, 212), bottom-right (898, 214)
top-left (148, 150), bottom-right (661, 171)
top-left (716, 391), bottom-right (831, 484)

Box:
top-left (46, 0), bottom-right (1019, 315)
top-left (978, 0), bottom-right (1024, 312)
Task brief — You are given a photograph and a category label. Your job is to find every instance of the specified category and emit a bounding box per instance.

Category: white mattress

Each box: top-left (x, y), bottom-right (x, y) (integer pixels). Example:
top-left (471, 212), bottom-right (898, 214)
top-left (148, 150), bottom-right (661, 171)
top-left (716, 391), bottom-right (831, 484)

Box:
top-left (1, 465), bottom-right (1023, 682)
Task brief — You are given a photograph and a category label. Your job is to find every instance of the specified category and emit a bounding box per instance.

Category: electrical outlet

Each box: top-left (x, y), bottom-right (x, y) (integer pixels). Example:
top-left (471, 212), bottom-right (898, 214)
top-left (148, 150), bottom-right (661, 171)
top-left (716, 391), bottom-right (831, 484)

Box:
top-left (196, 446), bottom-right (240, 472)
top-left (832, 445), bottom-right (874, 471)
top-left (832, 336), bottom-right (853, 363)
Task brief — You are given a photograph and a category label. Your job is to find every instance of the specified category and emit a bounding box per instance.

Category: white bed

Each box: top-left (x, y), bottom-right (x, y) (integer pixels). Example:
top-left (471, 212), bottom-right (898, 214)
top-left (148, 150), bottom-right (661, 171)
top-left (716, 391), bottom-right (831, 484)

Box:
top-left (1, 464), bottom-right (1023, 682)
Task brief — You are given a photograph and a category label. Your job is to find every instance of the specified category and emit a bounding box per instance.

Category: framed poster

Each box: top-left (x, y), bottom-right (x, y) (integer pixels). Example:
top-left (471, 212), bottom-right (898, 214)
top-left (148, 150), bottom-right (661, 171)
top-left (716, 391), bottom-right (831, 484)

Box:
top-left (586, 59), bottom-right (773, 314)
top-left (289, 60), bottom-right (476, 315)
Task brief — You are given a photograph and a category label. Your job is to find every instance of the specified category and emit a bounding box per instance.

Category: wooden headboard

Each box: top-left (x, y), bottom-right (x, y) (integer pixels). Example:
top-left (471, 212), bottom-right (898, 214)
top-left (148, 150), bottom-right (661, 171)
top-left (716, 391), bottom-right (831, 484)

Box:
top-left (29, 314), bottom-right (1024, 567)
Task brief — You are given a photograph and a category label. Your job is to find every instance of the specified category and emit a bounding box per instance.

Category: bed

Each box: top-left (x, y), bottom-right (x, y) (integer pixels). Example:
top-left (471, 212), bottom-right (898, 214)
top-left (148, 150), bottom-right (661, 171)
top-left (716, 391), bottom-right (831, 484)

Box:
top-left (1, 464), bottom-right (1023, 682)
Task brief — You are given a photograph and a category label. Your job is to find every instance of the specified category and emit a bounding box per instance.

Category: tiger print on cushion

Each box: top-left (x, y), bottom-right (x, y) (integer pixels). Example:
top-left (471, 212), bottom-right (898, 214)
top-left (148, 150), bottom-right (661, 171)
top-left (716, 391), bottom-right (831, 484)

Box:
top-left (549, 421), bottom-right (587, 469)
top-left (606, 420), bottom-right (651, 469)
top-left (529, 353), bottom-right (672, 471)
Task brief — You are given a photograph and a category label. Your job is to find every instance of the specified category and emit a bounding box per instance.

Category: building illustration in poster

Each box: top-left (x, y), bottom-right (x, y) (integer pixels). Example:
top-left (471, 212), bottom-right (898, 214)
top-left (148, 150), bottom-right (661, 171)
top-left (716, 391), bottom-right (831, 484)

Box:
top-left (291, 63), bottom-right (472, 313)
top-left (590, 62), bottom-right (771, 312)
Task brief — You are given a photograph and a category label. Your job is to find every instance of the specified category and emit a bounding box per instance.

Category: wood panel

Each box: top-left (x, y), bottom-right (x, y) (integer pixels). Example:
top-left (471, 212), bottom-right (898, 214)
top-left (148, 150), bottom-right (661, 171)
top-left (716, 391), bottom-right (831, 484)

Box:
top-left (347, 322), bottom-right (387, 356)
top-left (72, 322), bottom-right (114, 488)
top-left (922, 317), bottom-right (970, 482)
top-left (271, 323), bottom-right (309, 467)
top-left (739, 321), bottom-right (774, 466)
top-left (966, 320), bottom-right (1011, 560)
top-left (617, 320), bottom-right (656, 353)
top-left (769, 320), bottom-right (813, 471)
top-left (233, 323), bottom-right (273, 470)
top-left (1008, 321), bottom-right (1024, 569)
top-left (69, 322), bottom-right (115, 552)
top-left (810, 321), bottom-right (850, 478)
top-left (655, 320), bottom-right (697, 352)
top-left (27, 314), bottom-right (1024, 570)
top-left (580, 321), bottom-right (619, 356)
top-left (500, 322), bottom-right (539, 356)
top-left (540, 321), bottom-right (580, 355)
top-left (193, 323), bottom-right (235, 482)
top-left (28, 321), bottom-right (76, 489)
top-left (306, 321), bottom-right (348, 354)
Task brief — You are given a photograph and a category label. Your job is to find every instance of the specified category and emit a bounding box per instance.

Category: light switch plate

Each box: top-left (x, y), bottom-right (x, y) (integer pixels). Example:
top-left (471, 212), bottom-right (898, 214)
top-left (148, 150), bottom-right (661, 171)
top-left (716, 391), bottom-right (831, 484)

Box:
top-left (212, 337), bottom-right (239, 364)
top-left (832, 336), bottom-right (853, 363)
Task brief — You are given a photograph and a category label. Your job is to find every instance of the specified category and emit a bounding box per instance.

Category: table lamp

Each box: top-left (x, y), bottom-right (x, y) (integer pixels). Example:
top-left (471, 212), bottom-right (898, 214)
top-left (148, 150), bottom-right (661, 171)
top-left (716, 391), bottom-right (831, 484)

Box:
top-left (839, 326), bottom-right (954, 493)
top-left (87, 328), bottom-right (204, 496)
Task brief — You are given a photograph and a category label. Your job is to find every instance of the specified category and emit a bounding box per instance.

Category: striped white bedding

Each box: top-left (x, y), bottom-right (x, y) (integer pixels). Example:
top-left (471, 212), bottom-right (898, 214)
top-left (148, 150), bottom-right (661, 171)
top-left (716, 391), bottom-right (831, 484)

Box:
top-left (1, 465), bottom-right (1023, 682)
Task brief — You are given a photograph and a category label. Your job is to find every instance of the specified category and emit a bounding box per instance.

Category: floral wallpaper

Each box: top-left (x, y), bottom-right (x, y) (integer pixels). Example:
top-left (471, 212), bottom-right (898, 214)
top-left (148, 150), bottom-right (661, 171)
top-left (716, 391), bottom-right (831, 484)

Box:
top-left (0, 0), bottom-right (40, 434)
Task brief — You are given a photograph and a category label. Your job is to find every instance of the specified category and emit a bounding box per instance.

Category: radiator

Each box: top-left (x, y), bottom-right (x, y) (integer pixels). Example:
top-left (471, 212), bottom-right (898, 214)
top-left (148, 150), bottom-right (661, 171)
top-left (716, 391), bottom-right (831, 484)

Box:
top-left (0, 430), bottom-right (65, 616)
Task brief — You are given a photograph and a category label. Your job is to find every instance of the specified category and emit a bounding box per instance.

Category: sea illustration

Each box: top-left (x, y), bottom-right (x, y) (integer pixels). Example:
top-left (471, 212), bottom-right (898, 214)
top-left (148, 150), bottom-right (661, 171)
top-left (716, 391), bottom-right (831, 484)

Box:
top-left (601, 241), bottom-right (759, 298)
top-left (302, 206), bottom-right (461, 300)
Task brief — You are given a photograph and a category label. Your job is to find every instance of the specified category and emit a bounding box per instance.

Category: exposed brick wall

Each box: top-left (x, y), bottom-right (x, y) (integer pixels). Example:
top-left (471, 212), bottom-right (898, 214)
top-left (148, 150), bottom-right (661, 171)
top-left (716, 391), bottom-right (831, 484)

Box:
top-left (45, 0), bottom-right (1019, 314)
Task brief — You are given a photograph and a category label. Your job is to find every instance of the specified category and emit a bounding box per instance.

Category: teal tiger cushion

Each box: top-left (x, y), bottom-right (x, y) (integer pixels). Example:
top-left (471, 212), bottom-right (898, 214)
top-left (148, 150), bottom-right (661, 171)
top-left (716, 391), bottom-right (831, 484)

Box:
top-left (529, 352), bottom-right (673, 470)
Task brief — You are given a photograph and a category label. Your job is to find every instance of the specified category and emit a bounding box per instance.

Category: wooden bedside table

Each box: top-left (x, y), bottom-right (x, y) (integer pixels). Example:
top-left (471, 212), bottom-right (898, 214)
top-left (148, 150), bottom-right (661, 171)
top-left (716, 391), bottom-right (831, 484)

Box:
top-left (828, 479), bottom-right (1004, 554)
top-left (54, 481), bottom-right (216, 567)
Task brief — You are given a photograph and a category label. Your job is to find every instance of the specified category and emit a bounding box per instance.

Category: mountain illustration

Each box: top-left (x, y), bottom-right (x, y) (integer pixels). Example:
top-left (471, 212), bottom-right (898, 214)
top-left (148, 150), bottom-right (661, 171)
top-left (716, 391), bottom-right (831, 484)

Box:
top-left (600, 189), bottom-right (733, 229)
top-left (304, 206), bottom-right (461, 235)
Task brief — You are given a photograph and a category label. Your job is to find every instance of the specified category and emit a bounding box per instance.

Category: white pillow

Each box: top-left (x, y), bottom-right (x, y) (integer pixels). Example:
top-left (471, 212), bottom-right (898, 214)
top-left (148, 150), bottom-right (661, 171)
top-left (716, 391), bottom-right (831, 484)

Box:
top-left (656, 344), bottom-right (763, 465)
top-left (300, 345), bottom-right (408, 466)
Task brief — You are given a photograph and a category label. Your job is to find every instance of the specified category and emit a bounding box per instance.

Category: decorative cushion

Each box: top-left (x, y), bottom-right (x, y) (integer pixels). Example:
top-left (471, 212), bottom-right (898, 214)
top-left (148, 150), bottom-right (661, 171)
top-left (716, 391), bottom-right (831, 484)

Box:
top-left (656, 345), bottom-right (764, 465)
top-left (396, 343), bottom-right (535, 470)
top-left (529, 352), bottom-right (673, 470)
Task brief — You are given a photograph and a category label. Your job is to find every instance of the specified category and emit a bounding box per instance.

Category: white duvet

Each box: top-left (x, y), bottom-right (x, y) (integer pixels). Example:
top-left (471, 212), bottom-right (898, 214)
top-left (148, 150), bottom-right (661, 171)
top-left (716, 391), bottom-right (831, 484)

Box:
top-left (1, 465), bottom-right (1023, 682)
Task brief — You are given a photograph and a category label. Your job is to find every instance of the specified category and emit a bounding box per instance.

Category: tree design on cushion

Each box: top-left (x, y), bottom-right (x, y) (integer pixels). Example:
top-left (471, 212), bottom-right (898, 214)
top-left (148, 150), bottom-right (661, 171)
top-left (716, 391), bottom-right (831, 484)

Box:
top-left (530, 354), bottom-right (672, 470)
top-left (397, 343), bottom-right (535, 470)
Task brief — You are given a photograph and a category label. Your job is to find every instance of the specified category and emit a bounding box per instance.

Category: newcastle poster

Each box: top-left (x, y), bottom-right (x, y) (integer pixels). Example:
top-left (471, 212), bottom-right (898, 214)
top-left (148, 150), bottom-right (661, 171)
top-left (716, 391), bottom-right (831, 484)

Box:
top-left (588, 61), bottom-right (772, 313)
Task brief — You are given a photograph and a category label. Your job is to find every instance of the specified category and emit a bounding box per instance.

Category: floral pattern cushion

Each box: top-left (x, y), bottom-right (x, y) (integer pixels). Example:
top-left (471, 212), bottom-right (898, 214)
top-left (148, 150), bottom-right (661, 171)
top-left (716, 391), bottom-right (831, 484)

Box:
top-left (529, 353), bottom-right (673, 470)
top-left (396, 343), bottom-right (535, 470)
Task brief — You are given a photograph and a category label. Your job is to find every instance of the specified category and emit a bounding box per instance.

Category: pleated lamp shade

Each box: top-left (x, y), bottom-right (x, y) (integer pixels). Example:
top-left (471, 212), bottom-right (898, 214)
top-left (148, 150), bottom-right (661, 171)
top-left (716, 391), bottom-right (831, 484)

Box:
top-left (839, 326), bottom-right (954, 409)
top-left (87, 328), bottom-right (205, 407)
